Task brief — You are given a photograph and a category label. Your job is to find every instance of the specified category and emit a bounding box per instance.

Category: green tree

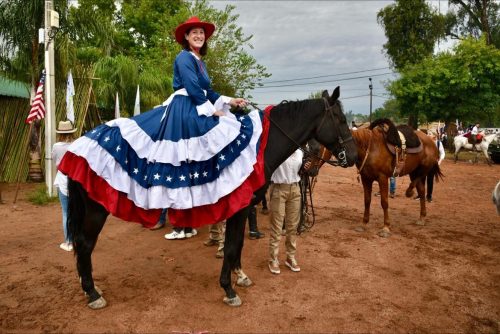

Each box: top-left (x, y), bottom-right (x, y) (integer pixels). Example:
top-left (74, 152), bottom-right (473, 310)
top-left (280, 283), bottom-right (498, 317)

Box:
top-left (371, 98), bottom-right (408, 124)
top-left (447, 0), bottom-right (500, 48)
top-left (388, 38), bottom-right (500, 127)
top-left (377, 0), bottom-right (448, 71)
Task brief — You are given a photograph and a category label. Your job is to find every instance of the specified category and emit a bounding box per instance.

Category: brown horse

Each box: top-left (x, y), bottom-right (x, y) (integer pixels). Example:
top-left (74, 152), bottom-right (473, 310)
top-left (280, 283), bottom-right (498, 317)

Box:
top-left (315, 118), bottom-right (443, 237)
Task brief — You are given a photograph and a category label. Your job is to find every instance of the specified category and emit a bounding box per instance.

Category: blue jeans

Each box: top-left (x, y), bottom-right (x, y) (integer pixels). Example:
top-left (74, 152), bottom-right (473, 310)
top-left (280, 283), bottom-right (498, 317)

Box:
top-left (389, 177), bottom-right (396, 194)
top-left (58, 189), bottom-right (72, 242)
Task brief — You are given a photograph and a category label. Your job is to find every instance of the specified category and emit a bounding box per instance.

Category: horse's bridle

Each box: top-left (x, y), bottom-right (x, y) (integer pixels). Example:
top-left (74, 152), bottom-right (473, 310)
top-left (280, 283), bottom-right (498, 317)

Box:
top-left (313, 97), bottom-right (354, 167)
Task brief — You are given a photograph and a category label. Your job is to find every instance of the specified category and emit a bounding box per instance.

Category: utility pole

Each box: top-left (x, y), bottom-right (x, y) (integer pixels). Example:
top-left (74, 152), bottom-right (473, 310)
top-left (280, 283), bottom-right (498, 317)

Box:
top-left (44, 0), bottom-right (58, 196)
top-left (369, 77), bottom-right (373, 123)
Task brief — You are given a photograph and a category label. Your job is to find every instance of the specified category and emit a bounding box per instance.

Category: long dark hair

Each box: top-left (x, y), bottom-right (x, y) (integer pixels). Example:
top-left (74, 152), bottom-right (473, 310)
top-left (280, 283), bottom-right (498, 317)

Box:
top-left (181, 27), bottom-right (208, 56)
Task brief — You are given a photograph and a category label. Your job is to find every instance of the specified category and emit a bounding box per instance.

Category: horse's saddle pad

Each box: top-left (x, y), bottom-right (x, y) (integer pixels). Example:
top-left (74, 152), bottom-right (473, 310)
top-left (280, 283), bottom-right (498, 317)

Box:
top-left (386, 129), bottom-right (423, 155)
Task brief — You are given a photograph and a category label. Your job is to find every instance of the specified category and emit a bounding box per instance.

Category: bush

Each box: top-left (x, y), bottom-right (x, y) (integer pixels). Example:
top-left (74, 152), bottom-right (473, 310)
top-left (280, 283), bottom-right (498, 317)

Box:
top-left (27, 185), bottom-right (59, 205)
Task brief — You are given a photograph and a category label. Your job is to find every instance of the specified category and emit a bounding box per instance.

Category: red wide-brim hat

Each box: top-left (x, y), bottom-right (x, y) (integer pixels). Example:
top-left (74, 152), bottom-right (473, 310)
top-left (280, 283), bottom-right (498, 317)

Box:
top-left (175, 16), bottom-right (215, 45)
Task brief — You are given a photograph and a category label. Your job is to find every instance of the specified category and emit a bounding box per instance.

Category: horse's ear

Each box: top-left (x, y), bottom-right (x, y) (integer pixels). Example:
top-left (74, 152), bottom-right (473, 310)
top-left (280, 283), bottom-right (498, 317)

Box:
top-left (321, 90), bottom-right (329, 99)
top-left (331, 86), bottom-right (340, 101)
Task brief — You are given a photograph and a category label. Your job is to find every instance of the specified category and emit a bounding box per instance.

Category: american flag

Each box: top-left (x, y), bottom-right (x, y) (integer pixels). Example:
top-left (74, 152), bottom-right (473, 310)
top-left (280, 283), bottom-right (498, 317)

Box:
top-left (25, 70), bottom-right (46, 124)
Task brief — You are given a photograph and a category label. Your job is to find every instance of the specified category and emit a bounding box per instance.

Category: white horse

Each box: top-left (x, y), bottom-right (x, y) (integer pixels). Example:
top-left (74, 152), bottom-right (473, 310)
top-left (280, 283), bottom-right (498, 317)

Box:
top-left (454, 132), bottom-right (499, 165)
top-left (493, 181), bottom-right (500, 215)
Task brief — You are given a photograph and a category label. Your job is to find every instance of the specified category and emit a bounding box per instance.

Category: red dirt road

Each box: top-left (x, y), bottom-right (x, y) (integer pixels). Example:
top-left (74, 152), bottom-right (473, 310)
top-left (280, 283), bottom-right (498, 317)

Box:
top-left (1, 159), bottom-right (499, 333)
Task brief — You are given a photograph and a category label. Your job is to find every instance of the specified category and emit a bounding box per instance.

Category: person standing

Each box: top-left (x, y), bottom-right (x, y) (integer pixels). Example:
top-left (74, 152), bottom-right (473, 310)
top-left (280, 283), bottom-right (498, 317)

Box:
top-left (52, 121), bottom-right (77, 252)
top-left (425, 132), bottom-right (445, 202)
top-left (268, 149), bottom-right (303, 274)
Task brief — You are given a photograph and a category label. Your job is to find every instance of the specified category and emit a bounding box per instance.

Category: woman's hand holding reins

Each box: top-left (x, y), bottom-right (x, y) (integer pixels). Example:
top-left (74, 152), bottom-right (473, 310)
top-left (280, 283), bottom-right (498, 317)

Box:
top-left (230, 98), bottom-right (248, 108)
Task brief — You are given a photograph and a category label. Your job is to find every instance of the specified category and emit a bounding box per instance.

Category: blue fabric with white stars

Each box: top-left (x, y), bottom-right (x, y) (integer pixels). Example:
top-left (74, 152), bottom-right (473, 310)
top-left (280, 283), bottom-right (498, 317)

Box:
top-left (85, 112), bottom-right (254, 189)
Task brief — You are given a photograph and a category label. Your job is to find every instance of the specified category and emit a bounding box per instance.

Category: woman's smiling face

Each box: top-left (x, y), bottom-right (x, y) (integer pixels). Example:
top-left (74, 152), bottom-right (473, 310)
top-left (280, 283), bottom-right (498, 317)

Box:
top-left (185, 27), bottom-right (205, 51)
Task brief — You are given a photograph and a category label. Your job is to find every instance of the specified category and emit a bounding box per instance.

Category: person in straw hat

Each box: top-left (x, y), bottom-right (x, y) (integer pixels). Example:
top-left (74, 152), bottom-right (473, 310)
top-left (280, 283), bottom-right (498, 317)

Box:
top-left (52, 120), bottom-right (77, 251)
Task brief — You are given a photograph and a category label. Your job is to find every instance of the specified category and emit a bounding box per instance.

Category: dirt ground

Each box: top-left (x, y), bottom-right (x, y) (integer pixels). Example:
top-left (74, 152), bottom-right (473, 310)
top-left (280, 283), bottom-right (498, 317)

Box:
top-left (1, 158), bottom-right (499, 333)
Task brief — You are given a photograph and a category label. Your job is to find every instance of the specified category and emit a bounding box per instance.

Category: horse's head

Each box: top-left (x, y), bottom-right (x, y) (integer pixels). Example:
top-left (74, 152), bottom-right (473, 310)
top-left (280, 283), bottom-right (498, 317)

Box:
top-left (302, 138), bottom-right (328, 177)
top-left (314, 87), bottom-right (357, 167)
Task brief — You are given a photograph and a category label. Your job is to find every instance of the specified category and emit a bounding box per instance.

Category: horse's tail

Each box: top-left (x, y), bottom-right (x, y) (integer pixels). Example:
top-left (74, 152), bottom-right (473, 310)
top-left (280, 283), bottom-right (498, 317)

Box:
top-left (68, 178), bottom-right (86, 251)
top-left (369, 118), bottom-right (401, 147)
top-left (429, 163), bottom-right (445, 183)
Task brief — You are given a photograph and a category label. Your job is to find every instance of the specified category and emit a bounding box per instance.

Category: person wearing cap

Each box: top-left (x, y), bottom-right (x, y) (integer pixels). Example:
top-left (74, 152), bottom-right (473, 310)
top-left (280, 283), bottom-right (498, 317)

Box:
top-left (52, 120), bottom-right (77, 252)
top-left (161, 16), bottom-right (251, 240)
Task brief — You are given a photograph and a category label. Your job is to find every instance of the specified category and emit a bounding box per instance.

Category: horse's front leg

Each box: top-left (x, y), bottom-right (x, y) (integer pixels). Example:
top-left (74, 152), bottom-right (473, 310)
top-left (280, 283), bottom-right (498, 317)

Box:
top-left (220, 207), bottom-right (248, 307)
top-left (377, 176), bottom-right (391, 238)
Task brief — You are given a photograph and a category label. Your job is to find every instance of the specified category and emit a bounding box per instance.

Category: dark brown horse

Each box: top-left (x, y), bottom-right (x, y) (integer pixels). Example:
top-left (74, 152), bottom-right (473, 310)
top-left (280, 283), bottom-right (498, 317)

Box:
top-left (315, 118), bottom-right (443, 237)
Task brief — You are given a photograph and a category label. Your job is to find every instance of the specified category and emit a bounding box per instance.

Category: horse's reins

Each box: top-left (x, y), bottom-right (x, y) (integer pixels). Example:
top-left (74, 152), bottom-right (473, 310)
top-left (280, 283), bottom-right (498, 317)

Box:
top-left (356, 132), bottom-right (372, 181)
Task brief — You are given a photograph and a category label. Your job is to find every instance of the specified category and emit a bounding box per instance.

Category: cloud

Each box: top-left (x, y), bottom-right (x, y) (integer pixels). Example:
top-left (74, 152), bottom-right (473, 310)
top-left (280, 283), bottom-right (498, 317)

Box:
top-left (211, 1), bottom-right (401, 113)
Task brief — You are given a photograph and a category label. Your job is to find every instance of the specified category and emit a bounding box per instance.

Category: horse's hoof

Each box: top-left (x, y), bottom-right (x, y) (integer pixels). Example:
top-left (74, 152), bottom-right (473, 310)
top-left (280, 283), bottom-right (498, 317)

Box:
top-left (377, 229), bottom-right (391, 238)
top-left (84, 285), bottom-right (103, 297)
top-left (223, 295), bottom-right (242, 307)
top-left (415, 220), bottom-right (425, 226)
top-left (87, 296), bottom-right (107, 309)
top-left (354, 226), bottom-right (365, 232)
top-left (236, 276), bottom-right (253, 287)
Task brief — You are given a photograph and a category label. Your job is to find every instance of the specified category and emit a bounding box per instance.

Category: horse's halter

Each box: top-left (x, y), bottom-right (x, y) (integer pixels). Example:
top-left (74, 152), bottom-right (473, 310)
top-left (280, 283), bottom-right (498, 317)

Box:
top-left (314, 97), bottom-right (354, 167)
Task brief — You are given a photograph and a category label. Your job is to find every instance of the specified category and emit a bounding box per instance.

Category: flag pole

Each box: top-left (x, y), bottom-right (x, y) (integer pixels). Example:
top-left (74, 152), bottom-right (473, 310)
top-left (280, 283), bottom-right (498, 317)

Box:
top-left (44, 0), bottom-right (57, 197)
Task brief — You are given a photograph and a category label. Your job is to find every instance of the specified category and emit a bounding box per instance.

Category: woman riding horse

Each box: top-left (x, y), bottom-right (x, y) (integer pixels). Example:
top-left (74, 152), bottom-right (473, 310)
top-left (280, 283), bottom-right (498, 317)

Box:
top-left (63, 83), bottom-right (357, 308)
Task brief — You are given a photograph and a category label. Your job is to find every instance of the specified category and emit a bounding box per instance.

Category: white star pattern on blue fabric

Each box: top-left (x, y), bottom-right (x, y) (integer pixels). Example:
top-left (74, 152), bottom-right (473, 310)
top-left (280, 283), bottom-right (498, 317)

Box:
top-left (241, 134), bottom-right (246, 139)
top-left (216, 164), bottom-right (220, 170)
top-left (154, 173), bottom-right (160, 180)
top-left (219, 154), bottom-right (225, 161)
top-left (166, 176), bottom-right (172, 182)
top-left (239, 116), bottom-right (245, 121)
top-left (203, 171), bottom-right (208, 177)
top-left (237, 140), bottom-right (241, 146)
top-left (189, 173), bottom-right (193, 179)
top-left (179, 175), bottom-right (186, 181)
top-left (104, 136), bottom-right (110, 142)
top-left (91, 129), bottom-right (97, 134)
top-left (133, 168), bottom-right (139, 174)
top-left (143, 175), bottom-right (147, 180)
top-left (193, 172), bottom-right (199, 179)
top-left (125, 159), bottom-right (128, 164)
top-left (116, 145), bottom-right (121, 152)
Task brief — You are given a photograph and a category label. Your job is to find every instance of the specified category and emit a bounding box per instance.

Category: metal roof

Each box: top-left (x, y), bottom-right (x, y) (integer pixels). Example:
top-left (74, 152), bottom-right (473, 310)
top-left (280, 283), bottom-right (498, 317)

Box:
top-left (0, 76), bottom-right (30, 99)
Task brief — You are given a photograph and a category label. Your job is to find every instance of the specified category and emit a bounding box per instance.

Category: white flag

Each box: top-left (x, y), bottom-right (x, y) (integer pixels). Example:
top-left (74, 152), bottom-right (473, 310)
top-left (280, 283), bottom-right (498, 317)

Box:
top-left (133, 85), bottom-right (140, 116)
top-left (115, 92), bottom-right (120, 119)
top-left (66, 70), bottom-right (75, 123)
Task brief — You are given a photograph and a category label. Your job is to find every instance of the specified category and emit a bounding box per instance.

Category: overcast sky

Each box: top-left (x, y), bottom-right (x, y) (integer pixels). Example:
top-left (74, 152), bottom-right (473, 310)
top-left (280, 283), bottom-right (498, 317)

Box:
top-left (210, 0), bottom-right (451, 115)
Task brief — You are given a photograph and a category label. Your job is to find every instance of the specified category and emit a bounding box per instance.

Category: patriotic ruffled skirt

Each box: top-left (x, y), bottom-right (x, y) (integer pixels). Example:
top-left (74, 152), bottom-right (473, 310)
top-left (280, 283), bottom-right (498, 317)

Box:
top-left (59, 95), bottom-right (270, 228)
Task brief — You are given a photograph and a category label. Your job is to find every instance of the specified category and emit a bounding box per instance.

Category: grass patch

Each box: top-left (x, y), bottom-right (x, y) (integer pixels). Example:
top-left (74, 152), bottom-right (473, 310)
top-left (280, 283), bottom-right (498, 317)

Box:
top-left (27, 185), bottom-right (59, 205)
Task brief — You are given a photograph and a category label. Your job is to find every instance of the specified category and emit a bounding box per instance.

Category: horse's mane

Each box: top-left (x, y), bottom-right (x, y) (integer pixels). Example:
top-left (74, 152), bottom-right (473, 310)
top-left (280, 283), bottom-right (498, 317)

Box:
top-left (272, 98), bottom-right (323, 123)
top-left (369, 118), bottom-right (401, 147)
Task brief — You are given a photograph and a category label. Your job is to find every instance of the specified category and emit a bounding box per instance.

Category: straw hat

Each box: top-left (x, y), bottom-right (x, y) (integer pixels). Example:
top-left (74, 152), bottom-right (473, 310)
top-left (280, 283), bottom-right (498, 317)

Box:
top-left (175, 16), bottom-right (215, 45)
top-left (56, 120), bottom-right (77, 133)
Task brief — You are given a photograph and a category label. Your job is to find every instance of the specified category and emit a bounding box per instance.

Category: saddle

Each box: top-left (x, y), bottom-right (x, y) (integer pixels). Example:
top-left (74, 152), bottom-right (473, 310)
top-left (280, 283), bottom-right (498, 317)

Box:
top-left (466, 133), bottom-right (483, 145)
top-left (384, 125), bottom-right (423, 176)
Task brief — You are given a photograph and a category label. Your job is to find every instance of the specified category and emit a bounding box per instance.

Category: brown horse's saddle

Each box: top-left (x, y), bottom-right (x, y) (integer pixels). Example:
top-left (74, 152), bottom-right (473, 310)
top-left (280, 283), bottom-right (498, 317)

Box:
top-left (386, 126), bottom-right (423, 176)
